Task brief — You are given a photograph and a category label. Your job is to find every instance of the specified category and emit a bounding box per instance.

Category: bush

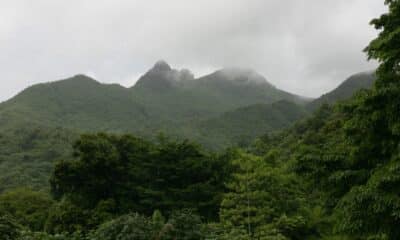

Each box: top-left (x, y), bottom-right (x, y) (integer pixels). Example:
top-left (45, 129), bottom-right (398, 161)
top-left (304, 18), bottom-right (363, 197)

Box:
top-left (45, 199), bottom-right (90, 234)
top-left (160, 209), bottom-right (204, 240)
top-left (91, 213), bottom-right (155, 240)
top-left (0, 215), bottom-right (20, 240)
top-left (0, 188), bottom-right (53, 231)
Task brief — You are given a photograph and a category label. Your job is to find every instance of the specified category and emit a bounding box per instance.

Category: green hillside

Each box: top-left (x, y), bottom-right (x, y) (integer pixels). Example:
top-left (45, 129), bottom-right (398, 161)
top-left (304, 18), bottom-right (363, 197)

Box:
top-left (0, 61), bottom-right (308, 133)
top-left (0, 75), bottom-right (150, 132)
top-left (188, 100), bottom-right (308, 148)
top-left (307, 71), bottom-right (375, 111)
top-left (0, 126), bottom-right (76, 192)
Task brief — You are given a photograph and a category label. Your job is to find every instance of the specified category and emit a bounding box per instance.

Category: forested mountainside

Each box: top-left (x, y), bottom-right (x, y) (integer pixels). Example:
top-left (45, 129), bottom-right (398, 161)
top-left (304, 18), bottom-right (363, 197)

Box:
top-left (189, 100), bottom-right (309, 147)
top-left (307, 71), bottom-right (376, 111)
top-left (0, 61), bottom-right (309, 135)
top-left (0, 61), bottom-right (375, 146)
top-left (0, 127), bottom-right (76, 192)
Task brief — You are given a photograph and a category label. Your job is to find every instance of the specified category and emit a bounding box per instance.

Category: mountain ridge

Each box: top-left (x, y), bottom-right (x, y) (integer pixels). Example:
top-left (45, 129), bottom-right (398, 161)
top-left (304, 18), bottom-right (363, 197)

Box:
top-left (0, 61), bottom-right (309, 137)
top-left (0, 63), bottom-right (375, 136)
top-left (307, 71), bottom-right (375, 110)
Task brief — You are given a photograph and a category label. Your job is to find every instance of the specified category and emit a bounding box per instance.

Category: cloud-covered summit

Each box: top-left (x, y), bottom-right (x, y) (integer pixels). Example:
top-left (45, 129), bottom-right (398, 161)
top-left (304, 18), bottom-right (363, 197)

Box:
top-left (151, 60), bottom-right (172, 72)
top-left (135, 60), bottom-right (195, 89)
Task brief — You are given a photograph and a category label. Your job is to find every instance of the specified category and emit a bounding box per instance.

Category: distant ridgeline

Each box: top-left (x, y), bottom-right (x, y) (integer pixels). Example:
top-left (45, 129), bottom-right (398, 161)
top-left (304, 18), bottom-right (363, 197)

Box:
top-left (0, 60), bottom-right (375, 191)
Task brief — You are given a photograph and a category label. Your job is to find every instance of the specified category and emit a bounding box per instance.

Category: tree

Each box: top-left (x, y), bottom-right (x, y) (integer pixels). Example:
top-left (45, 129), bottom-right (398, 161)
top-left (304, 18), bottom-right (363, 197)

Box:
top-left (49, 133), bottom-right (229, 231)
top-left (220, 151), bottom-right (305, 239)
top-left (0, 215), bottom-right (20, 240)
top-left (44, 199), bottom-right (90, 234)
top-left (91, 213), bottom-right (155, 240)
top-left (0, 188), bottom-right (53, 231)
top-left (152, 210), bottom-right (166, 234)
top-left (137, 137), bottom-right (228, 219)
top-left (90, 209), bottom-right (205, 240)
top-left (161, 209), bottom-right (204, 240)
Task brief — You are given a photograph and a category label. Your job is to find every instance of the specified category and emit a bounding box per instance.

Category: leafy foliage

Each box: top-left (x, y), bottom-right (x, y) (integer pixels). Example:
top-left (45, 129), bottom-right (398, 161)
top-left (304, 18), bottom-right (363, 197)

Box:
top-left (91, 213), bottom-right (155, 240)
top-left (45, 199), bottom-right (91, 234)
top-left (162, 209), bottom-right (204, 240)
top-left (0, 188), bottom-right (53, 231)
top-left (219, 150), bottom-right (325, 240)
top-left (49, 133), bottom-right (229, 232)
top-left (0, 215), bottom-right (20, 240)
top-left (91, 210), bottom-right (204, 240)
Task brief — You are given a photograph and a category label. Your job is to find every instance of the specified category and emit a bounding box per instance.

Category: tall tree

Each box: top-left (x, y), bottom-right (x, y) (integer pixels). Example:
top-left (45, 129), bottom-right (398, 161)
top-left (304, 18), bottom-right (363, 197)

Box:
top-left (0, 188), bottom-right (53, 231)
top-left (220, 151), bottom-right (305, 239)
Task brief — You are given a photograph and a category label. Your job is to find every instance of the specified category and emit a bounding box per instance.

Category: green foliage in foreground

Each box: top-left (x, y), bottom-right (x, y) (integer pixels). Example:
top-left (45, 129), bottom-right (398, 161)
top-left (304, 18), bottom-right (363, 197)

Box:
top-left (0, 215), bottom-right (20, 240)
top-left (0, 188), bottom-right (53, 231)
top-left (92, 209), bottom-right (204, 240)
top-left (219, 151), bottom-right (308, 239)
top-left (47, 134), bottom-right (229, 232)
top-left (0, 126), bottom-right (75, 192)
top-left (0, 132), bottom-right (324, 239)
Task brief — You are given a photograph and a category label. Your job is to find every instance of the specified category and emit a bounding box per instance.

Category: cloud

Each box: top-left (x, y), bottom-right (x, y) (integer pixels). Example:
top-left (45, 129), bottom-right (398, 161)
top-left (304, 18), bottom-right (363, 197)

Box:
top-left (0, 0), bottom-right (387, 101)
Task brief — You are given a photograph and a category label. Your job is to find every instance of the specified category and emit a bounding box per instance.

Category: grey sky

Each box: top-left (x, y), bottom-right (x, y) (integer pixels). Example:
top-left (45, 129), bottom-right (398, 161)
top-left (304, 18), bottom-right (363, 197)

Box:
top-left (0, 0), bottom-right (386, 101)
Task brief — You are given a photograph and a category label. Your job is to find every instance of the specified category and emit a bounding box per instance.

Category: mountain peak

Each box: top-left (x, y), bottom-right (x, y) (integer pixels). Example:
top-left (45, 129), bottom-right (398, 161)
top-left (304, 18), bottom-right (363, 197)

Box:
top-left (69, 74), bottom-right (97, 81)
top-left (152, 60), bottom-right (171, 72)
top-left (134, 60), bottom-right (195, 89)
top-left (215, 67), bottom-right (273, 87)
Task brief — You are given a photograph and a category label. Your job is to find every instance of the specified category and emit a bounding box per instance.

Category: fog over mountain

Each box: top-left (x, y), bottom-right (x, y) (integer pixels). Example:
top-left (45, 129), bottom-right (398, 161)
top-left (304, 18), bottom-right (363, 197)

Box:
top-left (0, 0), bottom-right (386, 102)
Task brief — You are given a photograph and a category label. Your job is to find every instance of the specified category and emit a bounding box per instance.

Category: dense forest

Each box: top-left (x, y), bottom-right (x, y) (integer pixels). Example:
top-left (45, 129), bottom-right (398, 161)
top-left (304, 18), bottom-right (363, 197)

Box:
top-left (1, 0), bottom-right (399, 239)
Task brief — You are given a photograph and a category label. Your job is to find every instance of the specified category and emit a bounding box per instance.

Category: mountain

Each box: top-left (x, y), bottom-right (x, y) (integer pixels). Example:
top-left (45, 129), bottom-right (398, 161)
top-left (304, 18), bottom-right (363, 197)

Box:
top-left (0, 75), bottom-right (149, 132)
top-left (134, 60), bottom-right (194, 90)
top-left (307, 71), bottom-right (375, 110)
top-left (183, 68), bottom-right (308, 107)
top-left (131, 61), bottom-right (308, 123)
top-left (0, 61), bottom-right (308, 133)
top-left (0, 61), bottom-right (311, 191)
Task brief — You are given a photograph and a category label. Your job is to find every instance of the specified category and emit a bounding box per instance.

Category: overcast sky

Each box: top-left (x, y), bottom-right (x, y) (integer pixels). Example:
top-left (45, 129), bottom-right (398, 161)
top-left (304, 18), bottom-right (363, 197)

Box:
top-left (0, 0), bottom-right (387, 101)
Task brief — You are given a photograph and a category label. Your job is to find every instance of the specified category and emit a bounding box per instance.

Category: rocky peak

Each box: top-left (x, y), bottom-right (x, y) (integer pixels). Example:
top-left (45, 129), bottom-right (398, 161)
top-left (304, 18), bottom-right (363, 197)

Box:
top-left (151, 60), bottom-right (172, 72)
top-left (216, 67), bottom-right (274, 87)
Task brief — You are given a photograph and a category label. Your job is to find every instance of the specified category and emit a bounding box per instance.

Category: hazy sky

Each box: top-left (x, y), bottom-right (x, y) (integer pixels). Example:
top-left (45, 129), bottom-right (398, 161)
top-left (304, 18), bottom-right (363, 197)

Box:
top-left (0, 0), bottom-right (387, 101)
